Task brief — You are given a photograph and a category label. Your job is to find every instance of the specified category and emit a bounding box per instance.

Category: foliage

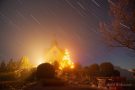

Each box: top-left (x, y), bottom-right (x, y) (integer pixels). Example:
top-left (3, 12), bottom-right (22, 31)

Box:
top-left (19, 56), bottom-right (32, 69)
top-left (73, 62), bottom-right (82, 76)
top-left (100, 62), bottom-right (114, 72)
top-left (88, 64), bottom-right (100, 76)
top-left (25, 68), bottom-right (37, 82)
top-left (99, 62), bottom-right (114, 77)
top-left (0, 57), bottom-right (34, 82)
top-left (0, 61), bottom-right (7, 72)
top-left (0, 72), bottom-right (17, 81)
top-left (74, 62), bottom-right (82, 70)
top-left (53, 61), bottom-right (59, 70)
top-left (7, 59), bottom-right (17, 72)
top-left (113, 69), bottom-right (120, 77)
top-left (80, 62), bottom-right (120, 78)
top-left (100, 0), bottom-right (135, 51)
top-left (36, 63), bottom-right (55, 80)
top-left (0, 57), bottom-right (32, 73)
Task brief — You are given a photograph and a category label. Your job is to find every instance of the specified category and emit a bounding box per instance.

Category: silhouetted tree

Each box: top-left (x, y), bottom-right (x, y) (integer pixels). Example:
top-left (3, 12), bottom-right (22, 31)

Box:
top-left (83, 66), bottom-right (89, 75)
top-left (89, 64), bottom-right (100, 76)
top-left (87, 64), bottom-right (100, 85)
top-left (26, 68), bottom-right (37, 81)
top-left (0, 61), bottom-right (7, 72)
top-left (36, 63), bottom-right (55, 80)
top-left (73, 62), bottom-right (82, 76)
top-left (74, 62), bottom-right (82, 70)
top-left (100, 62), bottom-right (114, 77)
top-left (113, 69), bottom-right (120, 76)
top-left (7, 59), bottom-right (16, 71)
top-left (100, 0), bottom-right (135, 51)
top-left (100, 62), bottom-right (114, 72)
top-left (53, 61), bottom-right (59, 70)
top-left (19, 56), bottom-right (32, 69)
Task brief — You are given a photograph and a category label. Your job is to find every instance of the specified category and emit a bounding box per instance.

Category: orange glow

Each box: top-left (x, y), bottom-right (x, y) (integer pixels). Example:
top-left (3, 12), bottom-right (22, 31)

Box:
top-left (34, 58), bottom-right (45, 67)
top-left (59, 49), bottom-right (74, 70)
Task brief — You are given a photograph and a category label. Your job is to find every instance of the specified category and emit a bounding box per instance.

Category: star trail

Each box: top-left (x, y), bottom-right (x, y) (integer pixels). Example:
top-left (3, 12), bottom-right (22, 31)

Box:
top-left (0, 0), bottom-right (134, 69)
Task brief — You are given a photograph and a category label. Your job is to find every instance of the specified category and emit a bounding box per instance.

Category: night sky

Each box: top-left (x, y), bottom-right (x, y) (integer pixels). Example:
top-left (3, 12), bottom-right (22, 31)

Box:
top-left (0, 0), bottom-right (134, 69)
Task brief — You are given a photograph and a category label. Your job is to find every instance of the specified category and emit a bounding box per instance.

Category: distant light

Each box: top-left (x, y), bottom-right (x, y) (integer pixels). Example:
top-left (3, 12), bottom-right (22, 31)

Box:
top-left (70, 65), bottom-right (74, 69)
top-left (35, 58), bottom-right (45, 67)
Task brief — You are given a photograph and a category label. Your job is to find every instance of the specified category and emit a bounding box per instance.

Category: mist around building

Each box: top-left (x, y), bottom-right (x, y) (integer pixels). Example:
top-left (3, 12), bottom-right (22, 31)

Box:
top-left (0, 40), bottom-right (135, 90)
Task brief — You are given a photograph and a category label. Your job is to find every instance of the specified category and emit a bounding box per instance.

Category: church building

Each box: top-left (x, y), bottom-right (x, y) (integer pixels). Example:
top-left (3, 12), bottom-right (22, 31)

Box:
top-left (45, 40), bottom-right (64, 64)
top-left (45, 40), bottom-right (74, 70)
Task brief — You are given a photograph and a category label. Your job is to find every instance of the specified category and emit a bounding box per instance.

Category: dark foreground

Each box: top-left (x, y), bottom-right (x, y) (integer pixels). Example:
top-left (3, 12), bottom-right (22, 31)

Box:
top-left (24, 82), bottom-right (99, 90)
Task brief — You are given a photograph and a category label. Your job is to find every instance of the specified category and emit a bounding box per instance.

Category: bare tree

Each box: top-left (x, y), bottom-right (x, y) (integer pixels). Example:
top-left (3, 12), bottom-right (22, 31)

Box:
top-left (100, 0), bottom-right (135, 51)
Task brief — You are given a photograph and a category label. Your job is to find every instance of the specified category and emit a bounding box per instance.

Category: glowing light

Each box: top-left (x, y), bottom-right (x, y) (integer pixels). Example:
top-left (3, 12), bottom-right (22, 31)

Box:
top-left (59, 49), bottom-right (74, 70)
top-left (70, 64), bottom-right (74, 69)
top-left (34, 58), bottom-right (45, 67)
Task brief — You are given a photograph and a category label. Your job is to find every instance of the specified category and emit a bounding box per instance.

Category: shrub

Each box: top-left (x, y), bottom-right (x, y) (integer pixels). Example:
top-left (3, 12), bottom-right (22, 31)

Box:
top-left (100, 62), bottom-right (114, 72)
top-left (25, 68), bottom-right (36, 82)
top-left (0, 72), bottom-right (17, 81)
top-left (36, 63), bottom-right (55, 80)
top-left (99, 62), bottom-right (114, 77)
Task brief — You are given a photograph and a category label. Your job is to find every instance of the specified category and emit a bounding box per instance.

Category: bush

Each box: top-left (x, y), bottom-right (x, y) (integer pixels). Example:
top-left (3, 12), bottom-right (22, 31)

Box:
top-left (25, 68), bottom-right (36, 82)
top-left (100, 62), bottom-right (114, 72)
top-left (99, 62), bottom-right (114, 77)
top-left (89, 64), bottom-right (100, 76)
top-left (36, 63), bottom-right (55, 80)
top-left (0, 72), bottom-right (17, 81)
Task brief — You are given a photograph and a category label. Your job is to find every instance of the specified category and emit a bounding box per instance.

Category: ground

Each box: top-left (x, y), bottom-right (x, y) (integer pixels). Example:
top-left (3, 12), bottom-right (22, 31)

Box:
top-left (24, 83), bottom-right (100, 90)
top-left (25, 86), bottom-right (99, 90)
